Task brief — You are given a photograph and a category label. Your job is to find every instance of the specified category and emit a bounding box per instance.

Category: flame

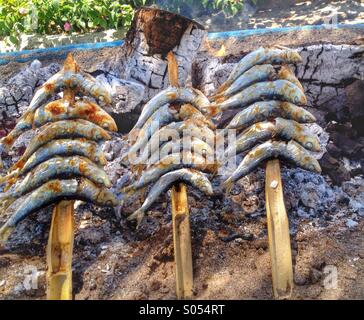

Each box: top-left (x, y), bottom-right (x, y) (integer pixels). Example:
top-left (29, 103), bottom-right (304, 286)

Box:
top-left (215, 44), bottom-right (226, 57)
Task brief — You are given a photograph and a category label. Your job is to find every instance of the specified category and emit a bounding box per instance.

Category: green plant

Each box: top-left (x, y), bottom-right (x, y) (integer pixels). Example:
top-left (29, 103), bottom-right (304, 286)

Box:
top-left (0, 0), bottom-right (134, 45)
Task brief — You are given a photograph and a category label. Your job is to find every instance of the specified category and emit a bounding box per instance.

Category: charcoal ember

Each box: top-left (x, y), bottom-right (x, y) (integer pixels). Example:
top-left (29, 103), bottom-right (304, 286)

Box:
top-left (330, 131), bottom-right (364, 159)
top-left (345, 80), bottom-right (364, 118)
top-left (326, 142), bottom-right (342, 158)
top-left (319, 153), bottom-right (351, 185)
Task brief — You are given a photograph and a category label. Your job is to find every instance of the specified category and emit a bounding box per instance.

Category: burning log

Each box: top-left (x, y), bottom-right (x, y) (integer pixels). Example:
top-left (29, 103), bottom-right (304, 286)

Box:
top-left (121, 7), bottom-right (206, 104)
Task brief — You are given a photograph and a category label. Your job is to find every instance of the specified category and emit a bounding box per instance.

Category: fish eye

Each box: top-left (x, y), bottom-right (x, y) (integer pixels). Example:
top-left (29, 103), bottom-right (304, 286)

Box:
top-left (308, 164), bottom-right (315, 171)
top-left (305, 142), bottom-right (313, 149)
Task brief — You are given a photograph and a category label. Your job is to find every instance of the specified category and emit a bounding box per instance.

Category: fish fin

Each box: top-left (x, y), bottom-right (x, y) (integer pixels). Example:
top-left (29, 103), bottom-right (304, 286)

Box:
top-left (223, 178), bottom-right (234, 195)
top-left (0, 224), bottom-right (14, 245)
top-left (127, 209), bottom-right (145, 229)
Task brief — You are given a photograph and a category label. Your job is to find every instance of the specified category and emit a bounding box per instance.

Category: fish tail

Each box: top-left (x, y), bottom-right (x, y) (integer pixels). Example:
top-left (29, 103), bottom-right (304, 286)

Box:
top-left (211, 93), bottom-right (226, 103)
top-left (127, 209), bottom-right (145, 229)
top-left (0, 170), bottom-right (18, 185)
top-left (0, 223), bottom-right (14, 245)
top-left (223, 178), bottom-right (234, 195)
top-left (120, 185), bottom-right (136, 196)
top-left (215, 81), bottom-right (230, 95)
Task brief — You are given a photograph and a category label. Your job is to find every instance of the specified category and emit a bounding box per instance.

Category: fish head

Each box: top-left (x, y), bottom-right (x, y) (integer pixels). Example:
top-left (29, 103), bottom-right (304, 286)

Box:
top-left (303, 135), bottom-right (321, 152)
top-left (284, 50), bottom-right (302, 63)
top-left (98, 189), bottom-right (118, 207)
top-left (293, 91), bottom-right (307, 105)
top-left (193, 174), bottom-right (214, 196)
top-left (302, 110), bottom-right (316, 123)
top-left (303, 156), bottom-right (322, 174)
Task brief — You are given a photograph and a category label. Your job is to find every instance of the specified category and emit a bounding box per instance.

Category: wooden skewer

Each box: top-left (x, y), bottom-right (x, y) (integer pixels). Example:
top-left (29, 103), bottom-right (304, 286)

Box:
top-left (46, 200), bottom-right (75, 300)
top-left (46, 53), bottom-right (77, 300)
top-left (265, 159), bottom-right (293, 299)
top-left (167, 51), bottom-right (194, 299)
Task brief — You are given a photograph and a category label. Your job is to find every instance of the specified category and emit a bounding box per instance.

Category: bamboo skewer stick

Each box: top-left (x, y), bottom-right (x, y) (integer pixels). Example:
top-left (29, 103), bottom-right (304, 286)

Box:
top-left (46, 200), bottom-right (75, 300)
top-left (265, 159), bottom-right (294, 299)
top-left (167, 51), bottom-right (194, 299)
top-left (46, 53), bottom-right (77, 300)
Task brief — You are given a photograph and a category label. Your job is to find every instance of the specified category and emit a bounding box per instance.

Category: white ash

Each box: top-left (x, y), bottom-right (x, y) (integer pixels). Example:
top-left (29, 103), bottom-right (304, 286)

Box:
top-left (96, 74), bottom-right (145, 114)
top-left (0, 60), bottom-right (60, 121)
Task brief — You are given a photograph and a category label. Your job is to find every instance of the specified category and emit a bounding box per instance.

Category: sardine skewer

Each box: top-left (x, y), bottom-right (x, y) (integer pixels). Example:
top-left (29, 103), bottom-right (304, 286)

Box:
top-left (225, 101), bottom-right (316, 131)
top-left (224, 140), bottom-right (321, 192)
top-left (224, 118), bottom-right (321, 158)
top-left (0, 178), bottom-right (117, 243)
top-left (216, 47), bottom-right (302, 95)
top-left (127, 169), bottom-right (214, 226)
top-left (211, 80), bottom-right (307, 113)
top-left (0, 156), bottom-right (111, 212)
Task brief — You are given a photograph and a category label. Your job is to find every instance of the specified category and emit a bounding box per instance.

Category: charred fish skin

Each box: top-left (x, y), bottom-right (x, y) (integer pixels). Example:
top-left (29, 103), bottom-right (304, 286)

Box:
top-left (125, 152), bottom-right (218, 192)
top-left (4, 156), bottom-right (111, 201)
top-left (217, 47), bottom-right (302, 94)
top-left (225, 117), bottom-right (321, 158)
top-left (0, 178), bottom-right (117, 243)
top-left (130, 87), bottom-right (210, 133)
top-left (14, 138), bottom-right (106, 176)
top-left (225, 101), bottom-right (316, 131)
top-left (128, 169), bottom-right (214, 226)
top-left (224, 140), bottom-right (321, 189)
top-left (34, 99), bottom-right (117, 131)
top-left (13, 119), bottom-right (111, 170)
top-left (213, 80), bottom-right (307, 112)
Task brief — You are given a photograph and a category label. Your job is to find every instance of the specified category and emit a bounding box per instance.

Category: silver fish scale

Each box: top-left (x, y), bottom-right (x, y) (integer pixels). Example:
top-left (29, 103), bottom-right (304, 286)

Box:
top-left (221, 47), bottom-right (321, 188)
top-left (0, 55), bottom-right (115, 240)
